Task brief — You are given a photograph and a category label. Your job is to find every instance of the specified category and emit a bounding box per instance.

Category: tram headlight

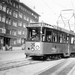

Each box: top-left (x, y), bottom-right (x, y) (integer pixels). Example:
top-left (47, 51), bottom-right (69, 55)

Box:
top-left (31, 48), bottom-right (35, 51)
top-left (31, 43), bottom-right (35, 51)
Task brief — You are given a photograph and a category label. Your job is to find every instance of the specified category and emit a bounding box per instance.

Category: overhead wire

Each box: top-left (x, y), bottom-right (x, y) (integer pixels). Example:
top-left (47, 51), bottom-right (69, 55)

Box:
top-left (52, 0), bottom-right (67, 9)
top-left (52, 0), bottom-right (75, 30)
top-left (70, 0), bottom-right (74, 10)
top-left (42, 0), bottom-right (57, 16)
top-left (70, 0), bottom-right (75, 31)
top-left (42, 0), bottom-right (75, 30)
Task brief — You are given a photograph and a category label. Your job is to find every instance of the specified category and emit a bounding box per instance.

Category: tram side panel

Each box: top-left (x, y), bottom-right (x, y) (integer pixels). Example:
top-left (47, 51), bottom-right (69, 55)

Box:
top-left (70, 44), bottom-right (75, 55)
top-left (25, 42), bottom-right (73, 57)
top-left (41, 42), bottom-right (53, 54)
top-left (41, 42), bottom-right (69, 56)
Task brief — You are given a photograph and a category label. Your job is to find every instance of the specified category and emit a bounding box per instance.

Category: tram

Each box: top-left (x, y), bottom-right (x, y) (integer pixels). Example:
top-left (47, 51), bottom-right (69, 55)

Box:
top-left (25, 22), bottom-right (75, 59)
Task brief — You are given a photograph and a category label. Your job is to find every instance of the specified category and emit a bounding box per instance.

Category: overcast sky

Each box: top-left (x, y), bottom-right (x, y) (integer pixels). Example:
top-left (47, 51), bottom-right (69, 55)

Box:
top-left (20, 0), bottom-right (75, 31)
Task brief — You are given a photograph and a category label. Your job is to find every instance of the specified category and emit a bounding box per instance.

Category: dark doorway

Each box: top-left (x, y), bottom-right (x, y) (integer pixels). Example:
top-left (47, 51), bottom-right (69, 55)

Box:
top-left (4, 37), bottom-right (10, 46)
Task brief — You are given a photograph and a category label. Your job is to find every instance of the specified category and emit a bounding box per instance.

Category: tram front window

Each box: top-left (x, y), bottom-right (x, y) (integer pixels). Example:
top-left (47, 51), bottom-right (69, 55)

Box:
top-left (27, 28), bottom-right (40, 41)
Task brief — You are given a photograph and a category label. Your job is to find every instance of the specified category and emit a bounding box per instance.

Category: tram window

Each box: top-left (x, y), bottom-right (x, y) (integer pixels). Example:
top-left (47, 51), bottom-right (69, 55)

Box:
top-left (58, 33), bottom-right (67, 43)
top-left (58, 33), bottom-right (60, 43)
top-left (73, 38), bottom-right (75, 44)
top-left (47, 34), bottom-right (52, 42)
top-left (27, 28), bottom-right (40, 41)
top-left (71, 37), bottom-right (74, 44)
top-left (58, 33), bottom-right (63, 43)
top-left (42, 28), bottom-right (46, 41)
top-left (60, 34), bottom-right (63, 43)
top-left (63, 34), bottom-right (67, 43)
top-left (53, 32), bottom-right (57, 42)
top-left (46, 29), bottom-right (52, 42)
top-left (31, 29), bottom-right (40, 41)
top-left (42, 34), bottom-right (45, 41)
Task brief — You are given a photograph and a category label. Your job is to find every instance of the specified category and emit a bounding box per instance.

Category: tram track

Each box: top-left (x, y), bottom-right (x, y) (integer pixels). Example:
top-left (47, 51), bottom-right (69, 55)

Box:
top-left (0, 58), bottom-right (44, 71)
top-left (35, 58), bottom-right (75, 75)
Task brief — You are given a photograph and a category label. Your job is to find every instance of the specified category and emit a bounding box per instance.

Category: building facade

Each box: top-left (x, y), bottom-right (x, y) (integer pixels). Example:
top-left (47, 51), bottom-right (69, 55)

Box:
top-left (0, 0), bottom-right (39, 49)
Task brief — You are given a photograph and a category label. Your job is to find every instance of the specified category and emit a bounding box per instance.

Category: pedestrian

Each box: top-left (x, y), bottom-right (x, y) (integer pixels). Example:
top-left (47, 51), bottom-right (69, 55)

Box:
top-left (5, 44), bottom-right (9, 51)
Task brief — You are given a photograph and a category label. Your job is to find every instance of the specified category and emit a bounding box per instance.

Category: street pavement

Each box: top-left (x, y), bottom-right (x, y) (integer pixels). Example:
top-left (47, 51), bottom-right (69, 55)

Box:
top-left (36, 58), bottom-right (75, 75)
top-left (1, 58), bottom-right (75, 75)
top-left (0, 58), bottom-right (64, 75)
top-left (0, 49), bottom-right (75, 75)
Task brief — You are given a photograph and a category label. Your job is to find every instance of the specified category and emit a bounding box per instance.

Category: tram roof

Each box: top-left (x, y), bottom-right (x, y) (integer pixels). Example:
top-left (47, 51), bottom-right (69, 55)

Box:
top-left (27, 22), bottom-right (75, 35)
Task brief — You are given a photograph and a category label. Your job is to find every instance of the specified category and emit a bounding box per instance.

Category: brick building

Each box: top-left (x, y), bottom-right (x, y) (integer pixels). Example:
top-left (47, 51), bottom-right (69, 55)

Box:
top-left (0, 0), bottom-right (39, 49)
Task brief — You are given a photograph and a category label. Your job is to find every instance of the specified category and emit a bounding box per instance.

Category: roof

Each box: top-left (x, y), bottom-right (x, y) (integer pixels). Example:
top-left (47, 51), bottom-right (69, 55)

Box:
top-left (19, 2), bottom-right (40, 16)
top-left (27, 22), bottom-right (75, 35)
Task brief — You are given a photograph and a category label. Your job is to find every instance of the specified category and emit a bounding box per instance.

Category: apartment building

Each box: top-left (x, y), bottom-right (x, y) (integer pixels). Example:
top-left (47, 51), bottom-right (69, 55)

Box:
top-left (0, 0), bottom-right (39, 49)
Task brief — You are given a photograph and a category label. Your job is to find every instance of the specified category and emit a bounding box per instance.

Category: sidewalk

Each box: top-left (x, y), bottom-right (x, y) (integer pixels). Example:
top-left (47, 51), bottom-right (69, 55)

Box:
top-left (1, 46), bottom-right (23, 51)
top-left (0, 48), bottom-right (26, 63)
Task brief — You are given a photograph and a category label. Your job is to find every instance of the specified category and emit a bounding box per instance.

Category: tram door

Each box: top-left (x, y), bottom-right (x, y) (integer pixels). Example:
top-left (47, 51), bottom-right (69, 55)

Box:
top-left (66, 35), bottom-right (70, 56)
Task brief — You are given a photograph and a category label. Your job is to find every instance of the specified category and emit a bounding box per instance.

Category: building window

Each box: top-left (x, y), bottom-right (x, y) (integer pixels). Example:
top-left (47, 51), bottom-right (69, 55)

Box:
top-left (0, 37), bottom-right (4, 45)
top-left (19, 5), bottom-right (21, 9)
top-left (18, 30), bottom-right (22, 35)
top-left (13, 11), bottom-right (18, 18)
top-left (0, 3), bottom-right (2, 10)
top-left (2, 16), bottom-right (6, 23)
top-left (23, 31), bottom-right (25, 35)
top-left (19, 12), bottom-right (22, 18)
top-left (13, 21), bottom-right (17, 27)
top-left (0, 14), bottom-right (1, 21)
top-left (13, 40), bottom-right (16, 45)
top-left (32, 13), bottom-right (33, 16)
top-left (13, 3), bottom-right (16, 7)
top-left (6, 29), bottom-right (11, 35)
top-left (6, 0), bottom-right (9, 3)
top-left (30, 19), bottom-right (35, 23)
top-left (6, 17), bottom-right (9, 24)
top-left (9, 8), bottom-right (12, 15)
top-left (3, 5), bottom-right (6, 12)
top-left (16, 4), bottom-right (18, 8)
top-left (12, 29), bottom-right (17, 36)
top-left (7, 7), bottom-right (9, 14)
top-left (23, 23), bottom-right (26, 28)
top-left (18, 21), bottom-right (22, 27)
top-left (17, 38), bottom-right (21, 44)
top-left (8, 0), bottom-right (12, 5)
top-left (6, 7), bottom-right (12, 15)
top-left (21, 38), bottom-right (24, 44)
top-left (6, 17), bottom-right (11, 25)
top-left (0, 28), bottom-right (6, 34)
top-left (9, 18), bottom-right (11, 25)
top-left (30, 19), bottom-right (33, 23)
top-left (24, 15), bottom-right (26, 20)
top-left (27, 17), bottom-right (29, 21)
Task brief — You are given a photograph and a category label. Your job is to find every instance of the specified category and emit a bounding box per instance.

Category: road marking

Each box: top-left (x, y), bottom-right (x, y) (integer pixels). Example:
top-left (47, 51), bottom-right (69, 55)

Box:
top-left (51, 59), bottom-right (75, 75)
top-left (36, 58), bottom-right (75, 75)
top-left (67, 65), bottom-right (75, 75)
top-left (35, 59), bottom-right (66, 75)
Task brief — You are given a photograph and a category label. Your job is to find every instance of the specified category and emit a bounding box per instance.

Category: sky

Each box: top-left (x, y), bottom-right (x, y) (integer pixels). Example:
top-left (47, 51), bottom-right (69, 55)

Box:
top-left (20, 0), bottom-right (75, 31)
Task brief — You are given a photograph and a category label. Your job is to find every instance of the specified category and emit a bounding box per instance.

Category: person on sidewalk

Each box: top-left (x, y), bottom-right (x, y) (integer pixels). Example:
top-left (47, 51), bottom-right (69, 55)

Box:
top-left (5, 44), bottom-right (9, 51)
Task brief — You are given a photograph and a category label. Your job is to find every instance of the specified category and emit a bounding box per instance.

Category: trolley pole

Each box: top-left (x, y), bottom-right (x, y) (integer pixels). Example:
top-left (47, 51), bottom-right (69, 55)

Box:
top-left (57, 9), bottom-right (75, 31)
